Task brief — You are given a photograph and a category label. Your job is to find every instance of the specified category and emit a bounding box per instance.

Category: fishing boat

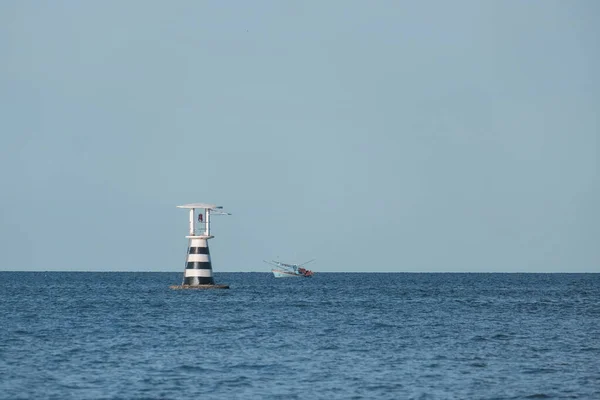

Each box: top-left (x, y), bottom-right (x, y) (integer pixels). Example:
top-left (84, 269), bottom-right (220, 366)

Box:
top-left (264, 260), bottom-right (315, 278)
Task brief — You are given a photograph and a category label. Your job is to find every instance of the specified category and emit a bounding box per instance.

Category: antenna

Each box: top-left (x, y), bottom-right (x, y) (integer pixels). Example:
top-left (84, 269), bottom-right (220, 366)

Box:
top-left (210, 211), bottom-right (232, 215)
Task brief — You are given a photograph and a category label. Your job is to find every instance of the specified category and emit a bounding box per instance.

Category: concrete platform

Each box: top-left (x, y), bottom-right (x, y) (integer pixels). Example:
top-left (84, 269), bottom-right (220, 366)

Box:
top-left (170, 284), bottom-right (230, 290)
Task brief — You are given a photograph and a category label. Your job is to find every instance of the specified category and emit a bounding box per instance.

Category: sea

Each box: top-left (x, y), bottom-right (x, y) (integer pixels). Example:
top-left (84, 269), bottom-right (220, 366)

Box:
top-left (1, 272), bottom-right (599, 400)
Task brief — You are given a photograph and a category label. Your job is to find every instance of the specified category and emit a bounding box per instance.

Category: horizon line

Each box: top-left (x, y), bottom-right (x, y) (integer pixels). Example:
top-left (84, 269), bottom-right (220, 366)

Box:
top-left (0, 270), bottom-right (598, 274)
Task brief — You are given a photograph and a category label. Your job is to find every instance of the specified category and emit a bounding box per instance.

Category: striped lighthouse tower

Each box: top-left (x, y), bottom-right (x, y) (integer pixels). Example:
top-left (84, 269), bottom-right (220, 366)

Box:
top-left (185, 237), bottom-right (213, 285)
top-left (171, 202), bottom-right (231, 290)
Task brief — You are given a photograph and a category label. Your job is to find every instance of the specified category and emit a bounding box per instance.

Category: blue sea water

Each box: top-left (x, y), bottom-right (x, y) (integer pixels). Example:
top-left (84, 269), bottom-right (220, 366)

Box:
top-left (1, 272), bottom-right (599, 399)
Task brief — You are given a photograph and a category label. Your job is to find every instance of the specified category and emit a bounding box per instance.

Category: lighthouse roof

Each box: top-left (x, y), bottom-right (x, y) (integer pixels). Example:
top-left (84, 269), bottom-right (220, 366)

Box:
top-left (177, 203), bottom-right (218, 209)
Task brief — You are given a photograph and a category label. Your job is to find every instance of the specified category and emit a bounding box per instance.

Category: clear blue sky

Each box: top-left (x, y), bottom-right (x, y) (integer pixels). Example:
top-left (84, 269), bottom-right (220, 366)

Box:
top-left (1, 1), bottom-right (598, 272)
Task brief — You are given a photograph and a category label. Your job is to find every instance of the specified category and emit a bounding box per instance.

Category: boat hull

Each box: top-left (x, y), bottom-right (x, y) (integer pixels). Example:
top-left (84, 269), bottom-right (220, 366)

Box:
top-left (272, 269), bottom-right (302, 278)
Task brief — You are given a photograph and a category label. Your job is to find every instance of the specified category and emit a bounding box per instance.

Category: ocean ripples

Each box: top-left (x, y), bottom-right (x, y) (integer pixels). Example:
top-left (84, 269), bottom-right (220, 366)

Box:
top-left (1, 272), bottom-right (600, 399)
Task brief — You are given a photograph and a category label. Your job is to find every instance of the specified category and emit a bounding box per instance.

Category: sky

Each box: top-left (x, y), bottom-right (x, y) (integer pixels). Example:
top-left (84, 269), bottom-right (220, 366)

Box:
top-left (1, 1), bottom-right (598, 272)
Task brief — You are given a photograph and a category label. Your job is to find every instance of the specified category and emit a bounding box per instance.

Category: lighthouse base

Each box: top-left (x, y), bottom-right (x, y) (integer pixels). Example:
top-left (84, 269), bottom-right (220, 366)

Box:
top-left (170, 284), bottom-right (230, 290)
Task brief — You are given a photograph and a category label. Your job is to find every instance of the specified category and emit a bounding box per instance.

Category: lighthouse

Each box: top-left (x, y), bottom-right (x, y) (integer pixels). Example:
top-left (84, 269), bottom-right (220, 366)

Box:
top-left (170, 202), bottom-right (231, 289)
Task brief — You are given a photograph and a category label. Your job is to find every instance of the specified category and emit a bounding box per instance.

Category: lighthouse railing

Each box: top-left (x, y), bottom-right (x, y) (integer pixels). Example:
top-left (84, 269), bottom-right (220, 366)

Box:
top-left (190, 227), bottom-right (214, 237)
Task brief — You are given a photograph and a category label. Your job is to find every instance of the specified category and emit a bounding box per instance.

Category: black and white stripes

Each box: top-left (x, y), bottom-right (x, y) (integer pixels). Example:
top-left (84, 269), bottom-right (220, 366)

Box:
top-left (183, 238), bottom-right (214, 285)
